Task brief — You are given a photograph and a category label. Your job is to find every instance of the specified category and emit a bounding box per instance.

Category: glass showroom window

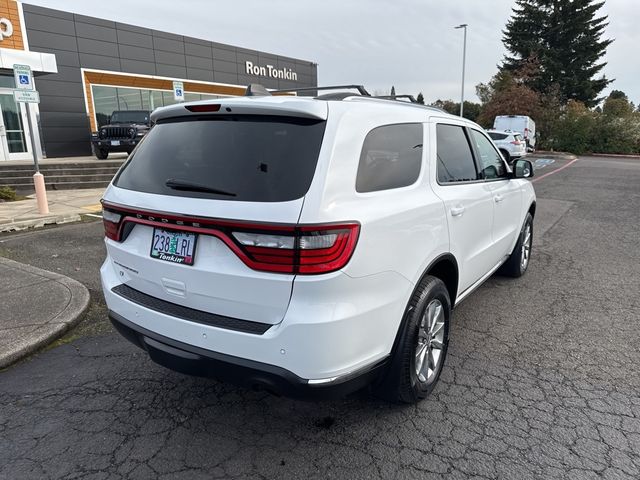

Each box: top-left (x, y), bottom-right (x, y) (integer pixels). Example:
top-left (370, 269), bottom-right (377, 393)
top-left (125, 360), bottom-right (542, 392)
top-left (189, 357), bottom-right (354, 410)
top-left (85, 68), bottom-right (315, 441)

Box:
top-left (161, 91), bottom-right (177, 107)
top-left (141, 91), bottom-right (162, 111)
top-left (92, 85), bottom-right (229, 127)
top-left (93, 85), bottom-right (119, 127)
top-left (94, 86), bottom-right (153, 127)
top-left (117, 88), bottom-right (143, 110)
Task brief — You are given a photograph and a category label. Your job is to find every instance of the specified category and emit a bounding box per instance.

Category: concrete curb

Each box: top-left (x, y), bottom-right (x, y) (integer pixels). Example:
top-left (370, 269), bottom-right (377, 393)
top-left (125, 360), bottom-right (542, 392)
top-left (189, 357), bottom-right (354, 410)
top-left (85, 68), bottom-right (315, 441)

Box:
top-left (0, 213), bottom-right (82, 233)
top-left (530, 151), bottom-right (578, 161)
top-left (581, 153), bottom-right (640, 159)
top-left (536, 152), bottom-right (640, 160)
top-left (0, 257), bottom-right (90, 368)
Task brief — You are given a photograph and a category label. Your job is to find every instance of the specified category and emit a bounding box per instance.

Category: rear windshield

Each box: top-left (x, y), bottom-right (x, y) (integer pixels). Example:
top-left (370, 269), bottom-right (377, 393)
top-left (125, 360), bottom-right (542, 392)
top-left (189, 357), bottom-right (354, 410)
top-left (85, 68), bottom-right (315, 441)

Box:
top-left (514, 134), bottom-right (523, 141)
top-left (488, 132), bottom-right (508, 140)
top-left (110, 111), bottom-right (150, 124)
top-left (113, 115), bottom-right (326, 202)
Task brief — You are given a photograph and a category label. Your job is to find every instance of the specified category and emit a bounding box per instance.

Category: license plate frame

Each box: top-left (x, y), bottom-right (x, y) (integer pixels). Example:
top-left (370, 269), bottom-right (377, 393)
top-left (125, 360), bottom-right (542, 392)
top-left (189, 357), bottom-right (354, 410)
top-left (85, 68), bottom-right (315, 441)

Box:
top-left (150, 228), bottom-right (198, 266)
top-left (111, 140), bottom-right (120, 146)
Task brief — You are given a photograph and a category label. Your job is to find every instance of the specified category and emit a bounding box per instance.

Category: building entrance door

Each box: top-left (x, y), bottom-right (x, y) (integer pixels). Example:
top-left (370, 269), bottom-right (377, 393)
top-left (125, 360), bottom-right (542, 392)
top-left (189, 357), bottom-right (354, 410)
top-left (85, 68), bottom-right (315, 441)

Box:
top-left (0, 91), bottom-right (33, 161)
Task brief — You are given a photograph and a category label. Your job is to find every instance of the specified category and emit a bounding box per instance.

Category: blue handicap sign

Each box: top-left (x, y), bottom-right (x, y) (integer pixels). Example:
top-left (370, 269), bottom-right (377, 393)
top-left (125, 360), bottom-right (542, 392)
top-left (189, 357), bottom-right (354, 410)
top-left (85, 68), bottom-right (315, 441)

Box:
top-left (18, 74), bottom-right (30, 85)
top-left (175, 88), bottom-right (183, 96)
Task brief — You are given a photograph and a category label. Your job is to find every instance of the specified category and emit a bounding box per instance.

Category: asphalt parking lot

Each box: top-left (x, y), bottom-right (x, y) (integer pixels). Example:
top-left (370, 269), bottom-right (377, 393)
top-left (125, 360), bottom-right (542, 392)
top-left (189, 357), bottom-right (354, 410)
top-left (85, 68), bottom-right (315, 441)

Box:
top-left (1, 155), bottom-right (639, 479)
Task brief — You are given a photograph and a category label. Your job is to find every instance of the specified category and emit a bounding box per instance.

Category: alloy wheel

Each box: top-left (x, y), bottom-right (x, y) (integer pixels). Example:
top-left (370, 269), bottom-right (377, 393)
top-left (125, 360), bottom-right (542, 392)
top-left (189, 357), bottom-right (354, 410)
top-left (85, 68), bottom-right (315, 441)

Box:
top-left (414, 299), bottom-right (446, 384)
top-left (520, 223), bottom-right (532, 271)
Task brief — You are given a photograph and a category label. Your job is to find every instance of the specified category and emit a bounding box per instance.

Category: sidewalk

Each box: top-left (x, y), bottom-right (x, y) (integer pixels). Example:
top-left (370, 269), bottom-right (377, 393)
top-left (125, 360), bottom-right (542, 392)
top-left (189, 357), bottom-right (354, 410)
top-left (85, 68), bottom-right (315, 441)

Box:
top-left (0, 188), bottom-right (105, 233)
top-left (0, 257), bottom-right (90, 368)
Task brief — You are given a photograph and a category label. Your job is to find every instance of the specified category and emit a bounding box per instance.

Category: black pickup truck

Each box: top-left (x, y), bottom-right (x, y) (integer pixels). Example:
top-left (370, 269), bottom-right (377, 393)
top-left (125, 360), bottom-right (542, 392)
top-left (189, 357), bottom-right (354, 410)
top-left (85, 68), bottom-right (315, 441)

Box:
top-left (91, 110), bottom-right (151, 159)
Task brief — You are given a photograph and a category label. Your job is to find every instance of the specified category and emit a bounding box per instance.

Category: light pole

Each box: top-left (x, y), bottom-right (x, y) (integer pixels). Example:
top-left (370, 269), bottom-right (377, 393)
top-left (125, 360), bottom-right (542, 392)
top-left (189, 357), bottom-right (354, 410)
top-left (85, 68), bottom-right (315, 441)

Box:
top-left (455, 24), bottom-right (468, 118)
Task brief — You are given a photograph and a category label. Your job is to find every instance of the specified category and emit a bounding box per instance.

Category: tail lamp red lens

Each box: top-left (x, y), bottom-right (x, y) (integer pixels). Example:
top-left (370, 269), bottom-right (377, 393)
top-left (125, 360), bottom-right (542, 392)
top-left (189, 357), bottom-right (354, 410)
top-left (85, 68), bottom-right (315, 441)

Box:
top-left (101, 205), bottom-right (359, 275)
top-left (102, 209), bottom-right (122, 241)
top-left (232, 225), bottom-right (360, 274)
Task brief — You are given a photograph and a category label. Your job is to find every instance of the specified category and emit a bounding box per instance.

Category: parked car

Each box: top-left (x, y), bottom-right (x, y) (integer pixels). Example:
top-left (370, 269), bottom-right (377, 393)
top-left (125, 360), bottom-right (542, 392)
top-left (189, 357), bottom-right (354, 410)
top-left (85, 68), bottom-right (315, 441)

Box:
top-left (100, 88), bottom-right (536, 403)
top-left (493, 115), bottom-right (536, 151)
top-left (487, 129), bottom-right (527, 163)
top-left (91, 110), bottom-right (151, 159)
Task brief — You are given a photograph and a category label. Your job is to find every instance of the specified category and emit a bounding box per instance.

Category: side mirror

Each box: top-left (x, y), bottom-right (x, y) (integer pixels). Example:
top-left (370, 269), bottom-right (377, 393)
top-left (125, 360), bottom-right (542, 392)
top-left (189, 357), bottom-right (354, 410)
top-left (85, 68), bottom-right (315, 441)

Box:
top-left (513, 159), bottom-right (534, 179)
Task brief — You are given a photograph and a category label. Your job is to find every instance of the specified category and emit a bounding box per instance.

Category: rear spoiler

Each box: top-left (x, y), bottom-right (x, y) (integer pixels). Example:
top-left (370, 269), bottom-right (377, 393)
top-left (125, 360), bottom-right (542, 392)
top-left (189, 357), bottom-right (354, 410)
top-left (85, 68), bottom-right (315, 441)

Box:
top-left (151, 96), bottom-right (328, 122)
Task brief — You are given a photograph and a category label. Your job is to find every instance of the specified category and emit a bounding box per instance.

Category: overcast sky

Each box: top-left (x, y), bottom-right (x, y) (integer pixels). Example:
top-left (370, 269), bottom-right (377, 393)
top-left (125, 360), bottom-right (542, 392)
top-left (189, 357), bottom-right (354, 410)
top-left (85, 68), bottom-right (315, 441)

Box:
top-left (29, 0), bottom-right (640, 105)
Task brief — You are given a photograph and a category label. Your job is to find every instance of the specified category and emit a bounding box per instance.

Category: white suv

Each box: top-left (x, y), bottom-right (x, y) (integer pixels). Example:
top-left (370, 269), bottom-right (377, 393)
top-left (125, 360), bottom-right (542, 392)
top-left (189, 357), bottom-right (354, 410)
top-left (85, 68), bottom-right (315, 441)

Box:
top-left (487, 129), bottom-right (527, 164)
top-left (100, 88), bottom-right (536, 403)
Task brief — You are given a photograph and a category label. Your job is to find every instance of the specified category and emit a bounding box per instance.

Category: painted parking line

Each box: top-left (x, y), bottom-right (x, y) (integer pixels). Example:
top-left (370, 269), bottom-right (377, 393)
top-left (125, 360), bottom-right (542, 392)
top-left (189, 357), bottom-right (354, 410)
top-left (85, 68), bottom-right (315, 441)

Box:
top-left (84, 213), bottom-right (103, 219)
top-left (82, 204), bottom-right (103, 213)
top-left (532, 158), bottom-right (579, 183)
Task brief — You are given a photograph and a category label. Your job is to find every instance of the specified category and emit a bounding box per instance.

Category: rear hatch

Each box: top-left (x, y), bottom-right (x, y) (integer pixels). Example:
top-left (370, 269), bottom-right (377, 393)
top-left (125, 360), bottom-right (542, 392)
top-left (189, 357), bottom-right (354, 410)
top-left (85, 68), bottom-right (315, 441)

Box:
top-left (102, 105), bottom-right (327, 325)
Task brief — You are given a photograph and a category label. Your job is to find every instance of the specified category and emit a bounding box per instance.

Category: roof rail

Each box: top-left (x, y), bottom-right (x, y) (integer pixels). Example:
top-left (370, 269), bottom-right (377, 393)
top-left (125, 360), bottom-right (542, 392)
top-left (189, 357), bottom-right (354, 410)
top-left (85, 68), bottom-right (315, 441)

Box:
top-left (242, 84), bottom-right (438, 110)
top-left (244, 84), bottom-right (271, 97)
top-left (271, 85), bottom-right (371, 96)
top-left (374, 94), bottom-right (418, 103)
top-left (315, 92), bottom-right (364, 101)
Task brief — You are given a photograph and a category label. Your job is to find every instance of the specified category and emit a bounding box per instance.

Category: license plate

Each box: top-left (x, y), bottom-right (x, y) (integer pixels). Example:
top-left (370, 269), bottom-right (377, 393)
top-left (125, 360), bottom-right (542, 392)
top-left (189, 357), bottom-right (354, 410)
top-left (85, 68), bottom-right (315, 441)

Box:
top-left (150, 228), bottom-right (197, 265)
top-left (111, 140), bottom-right (120, 146)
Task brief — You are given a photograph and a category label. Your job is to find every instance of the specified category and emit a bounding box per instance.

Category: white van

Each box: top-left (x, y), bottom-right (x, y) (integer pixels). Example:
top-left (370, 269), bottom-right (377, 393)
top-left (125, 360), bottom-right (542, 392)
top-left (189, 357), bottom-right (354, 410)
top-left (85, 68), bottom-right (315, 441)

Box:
top-left (493, 116), bottom-right (536, 151)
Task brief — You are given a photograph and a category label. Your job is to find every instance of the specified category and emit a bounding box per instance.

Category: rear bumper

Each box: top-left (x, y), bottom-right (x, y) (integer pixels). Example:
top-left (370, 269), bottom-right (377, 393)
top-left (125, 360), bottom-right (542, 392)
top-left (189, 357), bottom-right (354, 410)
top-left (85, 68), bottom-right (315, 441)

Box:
top-left (110, 310), bottom-right (387, 399)
top-left (511, 146), bottom-right (527, 158)
top-left (92, 138), bottom-right (141, 151)
top-left (101, 254), bottom-right (409, 382)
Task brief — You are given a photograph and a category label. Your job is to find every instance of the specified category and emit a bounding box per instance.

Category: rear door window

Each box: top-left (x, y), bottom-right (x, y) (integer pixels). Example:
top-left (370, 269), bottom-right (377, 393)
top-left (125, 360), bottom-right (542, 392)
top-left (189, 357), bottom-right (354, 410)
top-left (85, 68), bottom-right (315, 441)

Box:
top-left (436, 124), bottom-right (479, 183)
top-left (488, 132), bottom-right (508, 141)
top-left (356, 123), bottom-right (423, 193)
top-left (113, 115), bottom-right (326, 202)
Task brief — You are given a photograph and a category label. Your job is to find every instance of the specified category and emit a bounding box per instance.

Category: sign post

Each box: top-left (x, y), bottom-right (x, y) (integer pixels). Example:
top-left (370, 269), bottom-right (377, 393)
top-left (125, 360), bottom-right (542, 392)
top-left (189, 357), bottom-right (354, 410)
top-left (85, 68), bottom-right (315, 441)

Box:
top-left (173, 81), bottom-right (184, 102)
top-left (13, 63), bottom-right (48, 214)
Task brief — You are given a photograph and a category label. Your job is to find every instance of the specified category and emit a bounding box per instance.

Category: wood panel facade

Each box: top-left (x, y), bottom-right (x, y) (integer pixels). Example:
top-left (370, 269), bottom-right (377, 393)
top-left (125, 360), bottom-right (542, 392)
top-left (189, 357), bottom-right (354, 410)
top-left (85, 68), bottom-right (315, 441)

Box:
top-left (0, 0), bottom-right (26, 51)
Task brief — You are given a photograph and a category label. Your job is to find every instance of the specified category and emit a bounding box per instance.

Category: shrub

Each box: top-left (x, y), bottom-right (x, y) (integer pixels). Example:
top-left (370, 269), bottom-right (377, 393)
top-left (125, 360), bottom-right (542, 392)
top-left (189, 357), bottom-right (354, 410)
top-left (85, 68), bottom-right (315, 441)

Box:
top-left (0, 186), bottom-right (17, 201)
top-left (547, 101), bottom-right (596, 154)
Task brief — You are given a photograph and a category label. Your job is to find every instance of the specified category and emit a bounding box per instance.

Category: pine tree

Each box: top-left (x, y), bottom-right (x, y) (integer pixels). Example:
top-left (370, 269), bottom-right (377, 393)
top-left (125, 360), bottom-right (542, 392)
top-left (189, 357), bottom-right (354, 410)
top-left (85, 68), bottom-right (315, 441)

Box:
top-left (502, 0), bottom-right (613, 107)
top-left (416, 92), bottom-right (425, 105)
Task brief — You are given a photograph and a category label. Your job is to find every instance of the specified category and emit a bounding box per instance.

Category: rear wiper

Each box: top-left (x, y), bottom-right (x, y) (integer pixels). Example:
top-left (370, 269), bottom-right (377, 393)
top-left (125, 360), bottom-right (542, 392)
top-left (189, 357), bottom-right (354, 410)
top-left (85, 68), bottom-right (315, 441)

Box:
top-left (165, 179), bottom-right (236, 197)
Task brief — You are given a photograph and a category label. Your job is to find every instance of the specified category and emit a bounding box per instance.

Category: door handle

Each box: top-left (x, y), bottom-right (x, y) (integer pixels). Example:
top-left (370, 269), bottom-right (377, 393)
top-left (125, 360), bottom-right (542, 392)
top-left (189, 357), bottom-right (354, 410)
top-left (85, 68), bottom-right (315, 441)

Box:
top-left (450, 206), bottom-right (465, 217)
top-left (494, 194), bottom-right (504, 203)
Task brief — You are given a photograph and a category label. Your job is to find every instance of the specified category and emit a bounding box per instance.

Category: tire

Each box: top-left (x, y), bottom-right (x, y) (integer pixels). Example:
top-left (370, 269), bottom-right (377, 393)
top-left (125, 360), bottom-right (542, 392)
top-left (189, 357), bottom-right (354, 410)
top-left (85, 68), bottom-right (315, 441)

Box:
top-left (374, 276), bottom-right (451, 403)
top-left (499, 213), bottom-right (533, 278)
top-left (499, 149), bottom-right (511, 164)
top-left (95, 148), bottom-right (109, 160)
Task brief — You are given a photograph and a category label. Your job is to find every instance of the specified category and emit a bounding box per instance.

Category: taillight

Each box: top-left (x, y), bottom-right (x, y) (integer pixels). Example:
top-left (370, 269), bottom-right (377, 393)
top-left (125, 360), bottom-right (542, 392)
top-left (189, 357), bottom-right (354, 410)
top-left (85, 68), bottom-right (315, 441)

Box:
top-left (231, 224), bottom-right (360, 274)
top-left (511, 140), bottom-right (522, 145)
top-left (102, 208), bottom-right (122, 241)
top-left (100, 201), bottom-right (360, 275)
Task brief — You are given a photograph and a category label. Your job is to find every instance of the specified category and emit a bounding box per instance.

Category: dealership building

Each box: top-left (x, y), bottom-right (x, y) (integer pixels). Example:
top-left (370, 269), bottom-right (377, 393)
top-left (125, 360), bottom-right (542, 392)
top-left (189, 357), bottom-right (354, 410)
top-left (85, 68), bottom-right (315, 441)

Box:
top-left (0, 0), bottom-right (317, 160)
